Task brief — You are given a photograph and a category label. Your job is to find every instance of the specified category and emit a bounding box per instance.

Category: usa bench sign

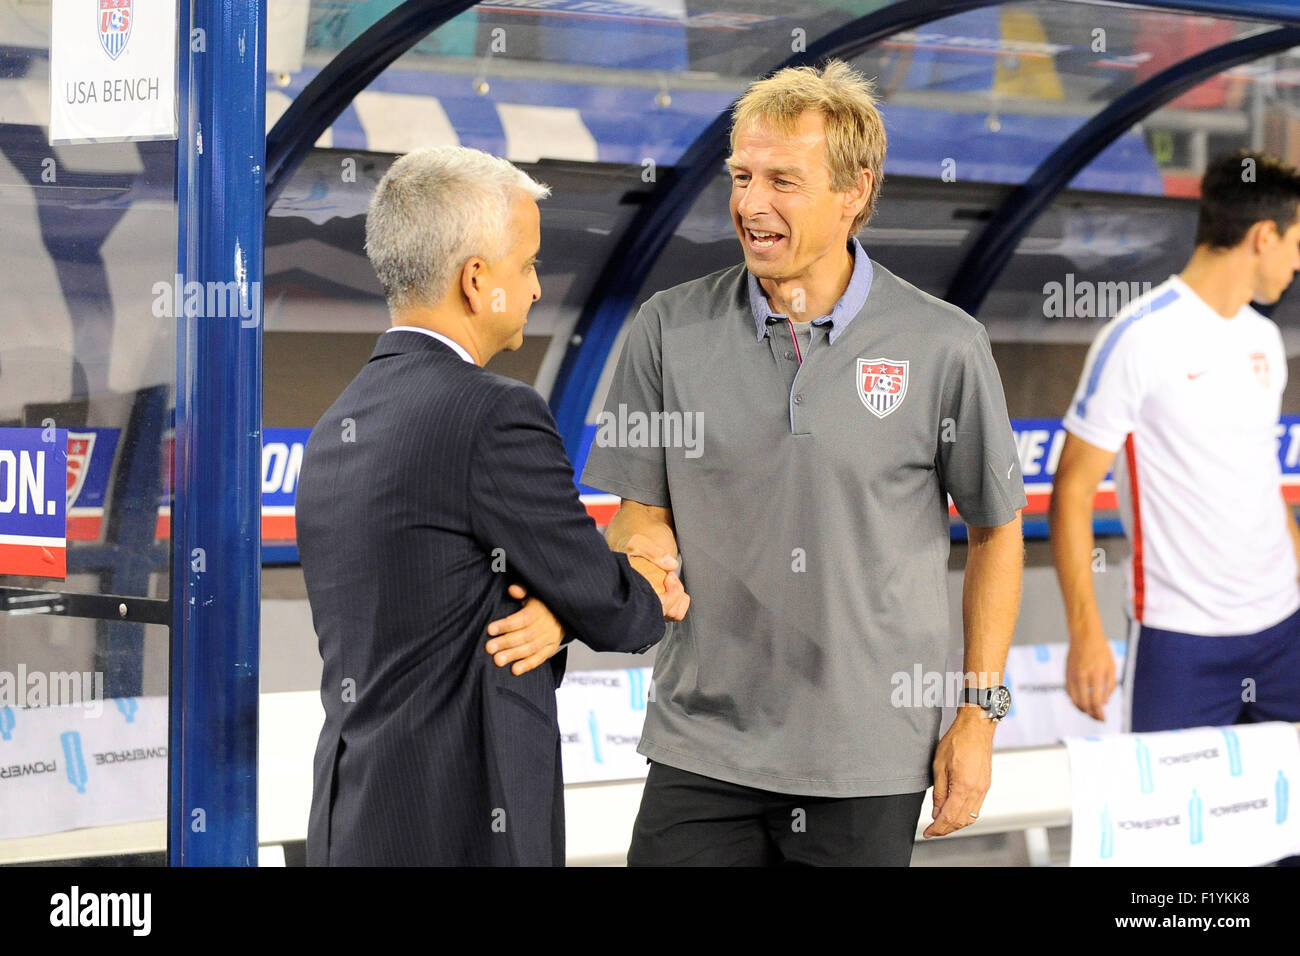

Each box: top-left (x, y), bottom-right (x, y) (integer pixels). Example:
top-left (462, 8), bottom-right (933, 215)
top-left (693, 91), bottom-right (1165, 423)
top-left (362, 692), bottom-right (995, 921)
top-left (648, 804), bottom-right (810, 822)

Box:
top-left (49, 0), bottom-right (177, 145)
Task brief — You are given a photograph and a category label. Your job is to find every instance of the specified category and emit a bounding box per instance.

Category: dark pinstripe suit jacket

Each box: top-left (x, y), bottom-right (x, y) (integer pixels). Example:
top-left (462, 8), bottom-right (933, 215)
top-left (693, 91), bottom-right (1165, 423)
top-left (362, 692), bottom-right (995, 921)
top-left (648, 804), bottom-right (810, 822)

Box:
top-left (296, 330), bottom-right (664, 866)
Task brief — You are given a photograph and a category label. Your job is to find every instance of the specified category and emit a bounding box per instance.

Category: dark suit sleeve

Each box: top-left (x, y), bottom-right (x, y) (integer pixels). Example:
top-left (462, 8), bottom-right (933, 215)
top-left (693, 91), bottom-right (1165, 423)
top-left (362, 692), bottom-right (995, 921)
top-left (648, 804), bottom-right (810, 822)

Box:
top-left (468, 382), bottom-right (665, 654)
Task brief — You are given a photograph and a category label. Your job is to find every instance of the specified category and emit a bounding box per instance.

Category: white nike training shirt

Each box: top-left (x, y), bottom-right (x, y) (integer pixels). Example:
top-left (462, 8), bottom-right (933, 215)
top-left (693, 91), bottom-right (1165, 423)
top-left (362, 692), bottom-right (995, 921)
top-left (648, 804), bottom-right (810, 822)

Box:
top-left (1063, 275), bottom-right (1300, 636)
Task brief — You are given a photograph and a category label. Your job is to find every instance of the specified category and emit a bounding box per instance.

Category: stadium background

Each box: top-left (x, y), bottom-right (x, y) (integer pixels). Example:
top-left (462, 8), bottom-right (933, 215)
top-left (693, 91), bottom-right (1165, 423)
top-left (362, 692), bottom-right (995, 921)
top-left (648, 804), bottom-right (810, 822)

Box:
top-left (3, 0), bottom-right (1300, 865)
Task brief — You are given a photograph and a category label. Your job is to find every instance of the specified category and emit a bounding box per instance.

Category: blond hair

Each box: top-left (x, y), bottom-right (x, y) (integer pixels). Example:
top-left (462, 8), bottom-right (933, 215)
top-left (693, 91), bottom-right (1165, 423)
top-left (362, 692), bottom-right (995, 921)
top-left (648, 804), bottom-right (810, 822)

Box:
top-left (729, 60), bottom-right (886, 234)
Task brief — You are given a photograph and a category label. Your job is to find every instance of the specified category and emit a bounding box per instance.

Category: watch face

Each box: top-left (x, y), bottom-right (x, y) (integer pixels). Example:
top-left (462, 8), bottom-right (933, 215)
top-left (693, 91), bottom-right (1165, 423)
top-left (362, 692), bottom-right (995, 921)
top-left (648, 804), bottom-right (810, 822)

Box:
top-left (990, 686), bottom-right (1012, 719)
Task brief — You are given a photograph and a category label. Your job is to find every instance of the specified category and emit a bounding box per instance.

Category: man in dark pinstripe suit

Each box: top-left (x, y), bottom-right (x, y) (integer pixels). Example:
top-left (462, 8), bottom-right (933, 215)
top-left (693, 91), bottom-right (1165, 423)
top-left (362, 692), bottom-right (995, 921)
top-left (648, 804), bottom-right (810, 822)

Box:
top-left (296, 147), bottom-right (681, 866)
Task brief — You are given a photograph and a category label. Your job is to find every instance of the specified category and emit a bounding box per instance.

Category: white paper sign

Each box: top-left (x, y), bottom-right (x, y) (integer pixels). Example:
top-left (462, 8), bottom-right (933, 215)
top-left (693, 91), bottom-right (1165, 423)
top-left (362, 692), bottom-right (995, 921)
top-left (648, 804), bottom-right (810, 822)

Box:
top-left (0, 696), bottom-right (166, 840)
top-left (1066, 723), bottom-right (1300, 867)
top-left (49, 0), bottom-right (177, 145)
top-left (557, 668), bottom-right (652, 784)
top-left (995, 641), bottom-right (1127, 748)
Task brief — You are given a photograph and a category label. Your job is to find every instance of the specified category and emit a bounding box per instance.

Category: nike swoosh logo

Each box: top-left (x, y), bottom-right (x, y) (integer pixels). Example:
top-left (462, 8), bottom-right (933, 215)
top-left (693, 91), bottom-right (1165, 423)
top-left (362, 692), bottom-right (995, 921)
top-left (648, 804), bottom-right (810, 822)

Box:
top-left (1007, 463), bottom-right (1015, 479)
top-left (1187, 370), bottom-right (1208, 379)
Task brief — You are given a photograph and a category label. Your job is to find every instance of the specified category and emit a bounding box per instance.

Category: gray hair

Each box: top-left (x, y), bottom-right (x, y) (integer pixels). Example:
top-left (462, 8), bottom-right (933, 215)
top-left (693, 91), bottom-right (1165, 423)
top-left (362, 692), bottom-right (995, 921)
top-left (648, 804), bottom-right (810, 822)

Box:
top-left (365, 146), bottom-right (550, 312)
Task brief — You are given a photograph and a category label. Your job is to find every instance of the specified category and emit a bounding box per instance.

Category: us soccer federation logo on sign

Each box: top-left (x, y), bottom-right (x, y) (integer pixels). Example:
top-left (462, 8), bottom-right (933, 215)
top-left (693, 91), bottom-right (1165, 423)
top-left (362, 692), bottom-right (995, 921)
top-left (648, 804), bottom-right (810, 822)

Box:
top-left (857, 357), bottom-right (908, 419)
top-left (98, 0), bottom-right (133, 61)
top-left (65, 432), bottom-right (96, 508)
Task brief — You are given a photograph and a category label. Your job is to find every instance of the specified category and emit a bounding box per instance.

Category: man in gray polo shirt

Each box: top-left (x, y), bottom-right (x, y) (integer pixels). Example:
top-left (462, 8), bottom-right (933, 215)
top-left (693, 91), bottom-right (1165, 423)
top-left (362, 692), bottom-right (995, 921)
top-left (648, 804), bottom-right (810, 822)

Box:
top-left (583, 61), bottom-right (1025, 866)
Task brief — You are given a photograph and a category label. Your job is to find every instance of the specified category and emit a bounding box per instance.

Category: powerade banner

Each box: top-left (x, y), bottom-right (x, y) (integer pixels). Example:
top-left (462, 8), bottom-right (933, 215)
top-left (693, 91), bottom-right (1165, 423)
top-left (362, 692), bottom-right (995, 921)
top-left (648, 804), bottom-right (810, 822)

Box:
top-left (558, 668), bottom-right (653, 784)
top-left (0, 427), bottom-right (68, 578)
top-left (0, 695), bottom-right (165, 841)
top-left (994, 641), bottom-right (1127, 749)
top-left (1066, 722), bottom-right (1300, 867)
top-left (557, 649), bottom-right (1124, 785)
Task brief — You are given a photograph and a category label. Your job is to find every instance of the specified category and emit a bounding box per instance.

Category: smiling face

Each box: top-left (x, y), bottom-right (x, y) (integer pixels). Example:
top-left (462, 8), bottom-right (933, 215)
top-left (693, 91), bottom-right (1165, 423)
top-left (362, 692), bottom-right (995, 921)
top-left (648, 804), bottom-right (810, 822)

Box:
top-left (726, 110), bottom-right (870, 284)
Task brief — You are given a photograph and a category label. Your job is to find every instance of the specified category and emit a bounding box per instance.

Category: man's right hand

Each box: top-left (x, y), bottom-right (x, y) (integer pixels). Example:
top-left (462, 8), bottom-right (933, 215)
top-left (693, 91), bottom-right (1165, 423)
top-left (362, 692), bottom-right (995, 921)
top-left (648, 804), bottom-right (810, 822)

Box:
top-left (1065, 631), bottom-right (1117, 721)
top-left (624, 531), bottom-right (690, 622)
top-left (1051, 433), bottom-right (1121, 725)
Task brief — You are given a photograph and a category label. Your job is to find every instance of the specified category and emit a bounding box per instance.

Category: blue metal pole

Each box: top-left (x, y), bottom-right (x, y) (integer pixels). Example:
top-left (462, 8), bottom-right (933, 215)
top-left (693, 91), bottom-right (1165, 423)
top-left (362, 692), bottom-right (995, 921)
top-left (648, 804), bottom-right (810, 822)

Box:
top-left (170, 0), bottom-right (266, 866)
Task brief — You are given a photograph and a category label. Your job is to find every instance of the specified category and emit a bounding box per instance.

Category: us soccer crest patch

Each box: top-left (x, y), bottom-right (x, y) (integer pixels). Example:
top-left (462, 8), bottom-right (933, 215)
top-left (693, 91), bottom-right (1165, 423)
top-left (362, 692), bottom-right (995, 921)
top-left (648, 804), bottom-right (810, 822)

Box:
top-left (857, 358), bottom-right (908, 419)
top-left (98, 0), bottom-right (133, 61)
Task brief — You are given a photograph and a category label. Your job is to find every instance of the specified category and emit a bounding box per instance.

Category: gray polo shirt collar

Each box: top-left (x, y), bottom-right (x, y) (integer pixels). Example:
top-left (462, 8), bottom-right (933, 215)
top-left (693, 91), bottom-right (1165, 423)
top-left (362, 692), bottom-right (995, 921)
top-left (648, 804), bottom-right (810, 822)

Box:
top-left (747, 236), bottom-right (873, 345)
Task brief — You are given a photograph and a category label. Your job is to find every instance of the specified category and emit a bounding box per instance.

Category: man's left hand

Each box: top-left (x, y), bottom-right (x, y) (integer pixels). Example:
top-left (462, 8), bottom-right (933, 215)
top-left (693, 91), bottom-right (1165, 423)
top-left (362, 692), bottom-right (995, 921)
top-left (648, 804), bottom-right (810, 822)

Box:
top-left (923, 706), bottom-right (995, 838)
top-left (485, 583), bottom-right (565, 676)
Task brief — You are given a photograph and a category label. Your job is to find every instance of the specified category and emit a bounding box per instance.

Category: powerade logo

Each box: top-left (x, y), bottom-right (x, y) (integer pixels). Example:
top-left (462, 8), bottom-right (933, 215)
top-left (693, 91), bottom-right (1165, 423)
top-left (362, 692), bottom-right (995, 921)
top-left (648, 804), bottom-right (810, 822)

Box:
top-left (1221, 729), bottom-right (1242, 776)
top-left (115, 697), bottom-right (138, 723)
top-left (1158, 748), bottom-right (1219, 766)
top-left (61, 731), bottom-right (88, 794)
top-left (0, 760), bottom-right (56, 779)
top-left (92, 746), bottom-right (166, 765)
top-left (1116, 815), bottom-right (1180, 830)
top-left (563, 675), bottom-right (619, 687)
top-left (0, 706), bottom-right (13, 741)
top-left (588, 710), bottom-right (602, 764)
top-left (1136, 738), bottom-right (1153, 794)
top-left (626, 669), bottom-right (647, 711)
top-left (1209, 798), bottom-right (1269, 817)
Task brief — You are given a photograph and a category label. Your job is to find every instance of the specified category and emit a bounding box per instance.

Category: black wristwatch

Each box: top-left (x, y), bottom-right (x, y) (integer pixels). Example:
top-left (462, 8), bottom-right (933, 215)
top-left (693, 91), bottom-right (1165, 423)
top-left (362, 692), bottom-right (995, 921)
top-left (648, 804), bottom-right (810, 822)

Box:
top-left (961, 686), bottom-right (1011, 720)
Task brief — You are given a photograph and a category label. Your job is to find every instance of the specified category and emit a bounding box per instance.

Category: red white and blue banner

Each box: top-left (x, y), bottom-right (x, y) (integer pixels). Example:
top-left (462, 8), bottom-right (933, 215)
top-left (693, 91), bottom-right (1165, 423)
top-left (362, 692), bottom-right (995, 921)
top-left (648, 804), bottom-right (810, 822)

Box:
top-left (0, 428), bottom-right (69, 578)
top-left (29, 415), bottom-right (1300, 566)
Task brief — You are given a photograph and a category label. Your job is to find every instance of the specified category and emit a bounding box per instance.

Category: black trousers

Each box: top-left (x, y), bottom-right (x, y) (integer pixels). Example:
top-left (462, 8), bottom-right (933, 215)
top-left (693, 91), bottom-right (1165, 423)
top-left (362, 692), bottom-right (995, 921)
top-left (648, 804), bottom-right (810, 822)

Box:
top-left (627, 761), bottom-right (926, 866)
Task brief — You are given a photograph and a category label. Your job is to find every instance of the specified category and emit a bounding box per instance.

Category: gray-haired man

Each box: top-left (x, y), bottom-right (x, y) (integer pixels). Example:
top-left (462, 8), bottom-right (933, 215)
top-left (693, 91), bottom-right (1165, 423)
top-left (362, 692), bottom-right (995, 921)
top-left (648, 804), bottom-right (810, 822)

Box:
top-left (297, 146), bottom-right (679, 865)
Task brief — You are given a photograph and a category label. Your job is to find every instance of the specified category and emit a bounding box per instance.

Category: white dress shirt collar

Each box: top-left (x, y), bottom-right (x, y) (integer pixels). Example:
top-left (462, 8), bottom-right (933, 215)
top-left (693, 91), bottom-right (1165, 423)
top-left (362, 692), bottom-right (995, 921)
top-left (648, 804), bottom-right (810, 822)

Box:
top-left (386, 325), bottom-right (476, 365)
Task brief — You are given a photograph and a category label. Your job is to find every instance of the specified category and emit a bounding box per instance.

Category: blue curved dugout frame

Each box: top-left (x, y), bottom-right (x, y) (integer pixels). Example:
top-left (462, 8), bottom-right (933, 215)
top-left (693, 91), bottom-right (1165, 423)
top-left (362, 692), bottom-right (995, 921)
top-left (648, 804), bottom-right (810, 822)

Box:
top-left (546, 0), bottom-right (1300, 460)
top-left (547, 0), bottom-right (1010, 461)
top-left (947, 24), bottom-right (1300, 315)
top-left (1137, 0), bottom-right (1300, 22)
top-left (170, 0), bottom-right (266, 866)
top-left (264, 0), bottom-right (477, 210)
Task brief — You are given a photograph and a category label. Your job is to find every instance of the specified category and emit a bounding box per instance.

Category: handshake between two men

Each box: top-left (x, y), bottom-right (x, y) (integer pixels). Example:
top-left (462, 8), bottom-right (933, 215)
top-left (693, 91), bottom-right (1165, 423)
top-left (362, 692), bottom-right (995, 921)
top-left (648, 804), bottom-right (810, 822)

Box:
top-left (482, 510), bottom-right (690, 678)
